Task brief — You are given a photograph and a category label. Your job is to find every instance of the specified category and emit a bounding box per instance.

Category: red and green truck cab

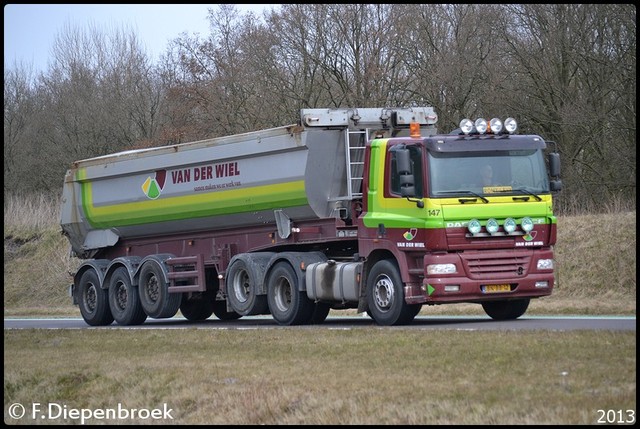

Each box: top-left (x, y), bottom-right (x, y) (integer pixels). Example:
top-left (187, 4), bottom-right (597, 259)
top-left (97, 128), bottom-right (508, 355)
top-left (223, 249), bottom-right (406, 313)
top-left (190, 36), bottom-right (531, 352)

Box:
top-left (356, 117), bottom-right (562, 325)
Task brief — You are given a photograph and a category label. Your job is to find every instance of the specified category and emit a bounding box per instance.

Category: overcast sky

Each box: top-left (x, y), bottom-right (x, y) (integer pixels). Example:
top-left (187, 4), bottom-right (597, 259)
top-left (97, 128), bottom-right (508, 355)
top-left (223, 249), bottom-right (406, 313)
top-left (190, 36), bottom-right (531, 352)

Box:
top-left (4, 4), bottom-right (277, 73)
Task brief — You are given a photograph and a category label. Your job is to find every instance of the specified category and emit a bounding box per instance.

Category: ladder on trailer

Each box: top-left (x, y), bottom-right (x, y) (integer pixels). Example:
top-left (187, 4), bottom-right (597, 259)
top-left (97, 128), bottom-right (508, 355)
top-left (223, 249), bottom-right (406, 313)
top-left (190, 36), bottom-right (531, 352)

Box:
top-left (345, 129), bottom-right (366, 199)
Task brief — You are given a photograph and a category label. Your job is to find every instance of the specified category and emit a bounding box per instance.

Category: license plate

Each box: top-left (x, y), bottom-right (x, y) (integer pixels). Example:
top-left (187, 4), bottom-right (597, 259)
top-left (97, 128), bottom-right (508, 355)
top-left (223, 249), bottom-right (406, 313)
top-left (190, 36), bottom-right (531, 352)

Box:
top-left (483, 284), bottom-right (511, 293)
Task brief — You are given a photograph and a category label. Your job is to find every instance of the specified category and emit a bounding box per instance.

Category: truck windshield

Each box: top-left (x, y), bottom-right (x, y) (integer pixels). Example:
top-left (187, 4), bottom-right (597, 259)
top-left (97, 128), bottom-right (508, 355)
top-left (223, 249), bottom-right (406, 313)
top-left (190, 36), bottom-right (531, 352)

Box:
top-left (427, 149), bottom-right (550, 197)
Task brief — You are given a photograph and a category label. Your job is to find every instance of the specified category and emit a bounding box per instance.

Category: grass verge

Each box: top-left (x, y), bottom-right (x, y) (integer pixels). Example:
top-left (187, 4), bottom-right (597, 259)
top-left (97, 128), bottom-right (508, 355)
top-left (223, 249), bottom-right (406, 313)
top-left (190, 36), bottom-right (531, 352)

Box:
top-left (3, 329), bottom-right (636, 425)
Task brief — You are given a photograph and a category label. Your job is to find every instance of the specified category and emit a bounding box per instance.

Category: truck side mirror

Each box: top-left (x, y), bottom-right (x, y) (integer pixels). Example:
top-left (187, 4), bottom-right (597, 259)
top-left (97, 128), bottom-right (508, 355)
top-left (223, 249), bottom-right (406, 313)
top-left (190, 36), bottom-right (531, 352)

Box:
top-left (548, 153), bottom-right (562, 192)
top-left (397, 149), bottom-right (415, 198)
top-left (396, 148), bottom-right (424, 208)
top-left (548, 153), bottom-right (561, 177)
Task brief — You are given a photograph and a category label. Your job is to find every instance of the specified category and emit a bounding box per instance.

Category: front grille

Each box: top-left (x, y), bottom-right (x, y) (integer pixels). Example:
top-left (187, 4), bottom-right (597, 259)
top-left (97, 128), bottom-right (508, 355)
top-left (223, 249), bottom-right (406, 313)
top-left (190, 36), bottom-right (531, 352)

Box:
top-left (463, 252), bottom-right (531, 280)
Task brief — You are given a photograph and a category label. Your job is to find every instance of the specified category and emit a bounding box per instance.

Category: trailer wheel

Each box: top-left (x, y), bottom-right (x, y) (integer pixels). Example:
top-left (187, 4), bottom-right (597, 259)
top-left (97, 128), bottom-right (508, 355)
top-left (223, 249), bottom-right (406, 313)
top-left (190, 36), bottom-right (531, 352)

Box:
top-left (482, 299), bottom-right (530, 320)
top-left (226, 258), bottom-right (268, 316)
top-left (138, 261), bottom-right (182, 319)
top-left (77, 269), bottom-right (113, 326)
top-left (366, 259), bottom-right (417, 326)
top-left (212, 300), bottom-right (242, 321)
top-left (179, 291), bottom-right (215, 321)
top-left (267, 261), bottom-right (314, 325)
top-left (108, 267), bottom-right (147, 325)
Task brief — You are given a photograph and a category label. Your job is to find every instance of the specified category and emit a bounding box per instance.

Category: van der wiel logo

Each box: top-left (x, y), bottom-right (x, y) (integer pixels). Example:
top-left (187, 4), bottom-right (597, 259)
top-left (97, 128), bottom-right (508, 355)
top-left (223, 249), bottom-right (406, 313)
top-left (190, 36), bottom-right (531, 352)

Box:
top-left (141, 170), bottom-right (166, 199)
top-left (403, 228), bottom-right (418, 240)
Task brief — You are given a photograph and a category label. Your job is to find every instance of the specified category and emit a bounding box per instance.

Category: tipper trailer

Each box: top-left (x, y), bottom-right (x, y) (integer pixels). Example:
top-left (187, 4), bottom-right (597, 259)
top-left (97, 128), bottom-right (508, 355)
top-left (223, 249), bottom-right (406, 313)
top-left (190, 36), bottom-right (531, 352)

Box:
top-left (61, 107), bottom-right (562, 326)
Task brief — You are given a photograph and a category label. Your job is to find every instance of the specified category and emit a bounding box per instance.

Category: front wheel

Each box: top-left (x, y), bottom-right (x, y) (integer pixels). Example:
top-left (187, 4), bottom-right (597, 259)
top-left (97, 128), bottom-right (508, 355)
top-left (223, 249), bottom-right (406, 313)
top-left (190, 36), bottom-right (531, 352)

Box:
top-left (407, 303), bottom-right (422, 319)
top-left (267, 262), bottom-right (314, 325)
top-left (482, 299), bottom-right (530, 320)
top-left (366, 259), bottom-right (417, 326)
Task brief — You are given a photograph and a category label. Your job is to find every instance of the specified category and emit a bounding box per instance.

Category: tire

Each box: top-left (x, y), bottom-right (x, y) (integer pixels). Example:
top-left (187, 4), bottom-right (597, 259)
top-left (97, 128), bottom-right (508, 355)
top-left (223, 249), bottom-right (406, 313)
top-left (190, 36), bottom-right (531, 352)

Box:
top-left (108, 267), bottom-right (147, 325)
top-left (267, 262), bottom-right (314, 325)
top-left (408, 303), bottom-right (423, 319)
top-left (179, 291), bottom-right (215, 321)
top-left (225, 258), bottom-right (268, 316)
top-left (482, 299), bottom-right (530, 320)
top-left (212, 300), bottom-right (242, 321)
top-left (77, 269), bottom-right (114, 326)
top-left (138, 261), bottom-right (182, 319)
top-left (366, 259), bottom-right (417, 326)
top-left (309, 302), bottom-right (331, 324)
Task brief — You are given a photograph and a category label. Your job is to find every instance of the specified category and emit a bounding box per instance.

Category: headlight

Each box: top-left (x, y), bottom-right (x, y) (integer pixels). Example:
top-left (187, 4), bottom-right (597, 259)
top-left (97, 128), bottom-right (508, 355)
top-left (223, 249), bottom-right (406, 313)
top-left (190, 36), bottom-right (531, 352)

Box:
top-left (468, 219), bottom-right (482, 234)
top-left (504, 217), bottom-right (517, 233)
top-left (521, 217), bottom-right (534, 232)
top-left (505, 117), bottom-right (518, 134)
top-left (459, 119), bottom-right (474, 134)
top-left (475, 118), bottom-right (488, 134)
top-left (489, 118), bottom-right (503, 134)
top-left (427, 263), bottom-right (457, 275)
top-left (486, 218), bottom-right (499, 234)
top-left (537, 259), bottom-right (554, 270)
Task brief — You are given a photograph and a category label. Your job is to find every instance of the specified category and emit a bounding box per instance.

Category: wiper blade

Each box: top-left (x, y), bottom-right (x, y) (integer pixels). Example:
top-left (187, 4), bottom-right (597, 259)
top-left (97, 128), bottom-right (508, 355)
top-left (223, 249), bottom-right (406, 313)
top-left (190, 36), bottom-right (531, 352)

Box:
top-left (491, 187), bottom-right (543, 202)
top-left (511, 188), bottom-right (542, 201)
top-left (438, 190), bottom-right (489, 204)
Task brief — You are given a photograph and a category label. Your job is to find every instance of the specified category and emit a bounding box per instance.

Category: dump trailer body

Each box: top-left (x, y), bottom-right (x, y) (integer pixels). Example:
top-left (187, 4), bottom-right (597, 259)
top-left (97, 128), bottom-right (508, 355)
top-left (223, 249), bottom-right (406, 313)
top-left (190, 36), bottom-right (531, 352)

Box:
top-left (61, 125), bottom-right (349, 258)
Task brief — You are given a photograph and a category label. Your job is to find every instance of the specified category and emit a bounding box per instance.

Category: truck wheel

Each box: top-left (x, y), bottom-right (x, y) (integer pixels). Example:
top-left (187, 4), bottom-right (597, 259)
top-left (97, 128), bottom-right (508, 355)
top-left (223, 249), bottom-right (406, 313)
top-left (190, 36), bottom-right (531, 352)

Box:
top-left (212, 300), bottom-right (242, 320)
top-left (366, 259), bottom-right (416, 326)
top-left (77, 269), bottom-right (113, 326)
top-left (482, 299), bottom-right (530, 320)
top-left (225, 258), bottom-right (268, 316)
top-left (108, 267), bottom-right (147, 325)
top-left (138, 261), bottom-right (182, 319)
top-left (179, 291), bottom-right (215, 321)
top-left (309, 302), bottom-right (331, 324)
top-left (408, 304), bottom-right (423, 319)
top-left (267, 261), bottom-right (314, 325)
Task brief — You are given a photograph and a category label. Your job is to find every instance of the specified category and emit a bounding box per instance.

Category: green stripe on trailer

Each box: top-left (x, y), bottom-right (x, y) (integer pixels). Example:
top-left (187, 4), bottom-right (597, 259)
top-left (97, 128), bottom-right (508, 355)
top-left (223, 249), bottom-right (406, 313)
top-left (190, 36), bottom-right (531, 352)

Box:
top-left (81, 180), bottom-right (308, 228)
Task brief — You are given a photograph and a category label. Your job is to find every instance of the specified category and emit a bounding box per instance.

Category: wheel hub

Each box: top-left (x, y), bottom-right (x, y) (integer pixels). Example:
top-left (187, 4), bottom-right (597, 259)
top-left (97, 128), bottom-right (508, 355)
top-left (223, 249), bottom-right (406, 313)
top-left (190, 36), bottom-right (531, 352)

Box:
top-left (373, 275), bottom-right (393, 310)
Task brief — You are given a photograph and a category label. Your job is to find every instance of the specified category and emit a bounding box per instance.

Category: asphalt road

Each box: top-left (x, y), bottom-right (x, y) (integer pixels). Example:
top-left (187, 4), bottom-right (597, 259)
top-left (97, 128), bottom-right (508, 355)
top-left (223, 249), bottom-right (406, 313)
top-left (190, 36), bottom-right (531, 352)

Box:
top-left (4, 315), bottom-right (636, 331)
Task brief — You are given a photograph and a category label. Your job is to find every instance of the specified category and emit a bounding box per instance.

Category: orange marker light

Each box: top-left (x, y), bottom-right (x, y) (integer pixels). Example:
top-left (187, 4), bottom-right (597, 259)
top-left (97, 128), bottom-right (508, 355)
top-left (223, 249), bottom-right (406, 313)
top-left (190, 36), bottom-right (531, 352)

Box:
top-left (410, 122), bottom-right (421, 137)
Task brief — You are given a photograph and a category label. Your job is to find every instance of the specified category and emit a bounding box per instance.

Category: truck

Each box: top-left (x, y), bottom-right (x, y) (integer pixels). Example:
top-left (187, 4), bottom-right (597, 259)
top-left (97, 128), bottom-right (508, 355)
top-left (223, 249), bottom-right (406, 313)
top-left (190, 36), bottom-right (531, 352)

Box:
top-left (60, 106), bottom-right (562, 327)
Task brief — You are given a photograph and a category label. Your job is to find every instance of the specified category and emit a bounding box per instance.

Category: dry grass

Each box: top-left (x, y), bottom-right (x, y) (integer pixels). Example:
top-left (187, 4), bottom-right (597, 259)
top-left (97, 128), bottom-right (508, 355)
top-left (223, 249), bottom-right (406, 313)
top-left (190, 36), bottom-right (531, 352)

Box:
top-left (3, 193), bottom-right (61, 233)
top-left (3, 329), bottom-right (636, 425)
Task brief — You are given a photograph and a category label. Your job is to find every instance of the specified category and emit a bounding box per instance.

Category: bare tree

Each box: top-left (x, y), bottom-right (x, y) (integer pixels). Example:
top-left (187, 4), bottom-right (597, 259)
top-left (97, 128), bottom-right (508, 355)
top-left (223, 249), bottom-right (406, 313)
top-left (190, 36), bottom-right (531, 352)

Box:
top-left (26, 22), bottom-right (162, 192)
top-left (4, 4), bottom-right (635, 212)
top-left (496, 4), bottom-right (636, 210)
top-left (398, 4), bottom-right (507, 132)
top-left (268, 4), bottom-right (415, 108)
top-left (4, 63), bottom-right (37, 193)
